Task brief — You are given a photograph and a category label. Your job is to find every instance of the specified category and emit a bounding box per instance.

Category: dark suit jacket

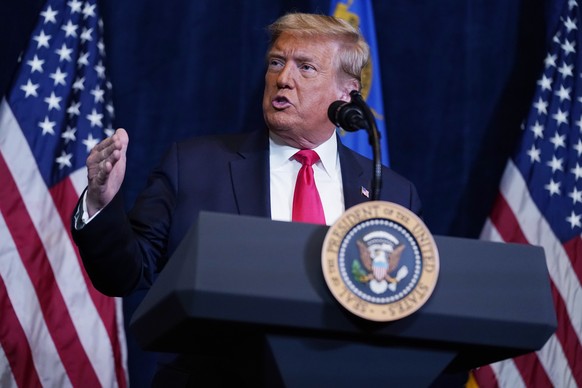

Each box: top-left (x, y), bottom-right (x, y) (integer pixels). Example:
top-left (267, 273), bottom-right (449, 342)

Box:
top-left (71, 128), bottom-right (422, 386)
top-left (72, 128), bottom-right (421, 297)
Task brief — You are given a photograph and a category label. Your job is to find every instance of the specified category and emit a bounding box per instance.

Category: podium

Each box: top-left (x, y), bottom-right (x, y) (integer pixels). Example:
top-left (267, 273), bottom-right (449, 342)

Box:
top-left (130, 211), bottom-right (556, 387)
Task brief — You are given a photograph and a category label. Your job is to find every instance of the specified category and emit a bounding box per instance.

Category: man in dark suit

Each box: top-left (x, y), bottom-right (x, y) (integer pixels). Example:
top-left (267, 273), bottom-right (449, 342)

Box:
top-left (72, 12), bottom-right (422, 386)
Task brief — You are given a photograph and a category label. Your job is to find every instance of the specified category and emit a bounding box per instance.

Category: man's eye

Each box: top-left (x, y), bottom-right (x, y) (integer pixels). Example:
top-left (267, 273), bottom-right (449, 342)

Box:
top-left (269, 59), bottom-right (284, 68)
top-left (300, 64), bottom-right (318, 75)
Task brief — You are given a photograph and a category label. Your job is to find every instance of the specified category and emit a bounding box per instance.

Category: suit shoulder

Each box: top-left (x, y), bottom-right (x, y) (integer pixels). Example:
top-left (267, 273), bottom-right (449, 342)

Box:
top-left (348, 149), bottom-right (414, 187)
top-left (177, 130), bottom-right (262, 152)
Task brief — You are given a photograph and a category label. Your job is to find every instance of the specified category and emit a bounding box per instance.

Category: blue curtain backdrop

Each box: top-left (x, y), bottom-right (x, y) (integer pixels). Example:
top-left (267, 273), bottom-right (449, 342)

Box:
top-left (0, 0), bottom-right (560, 386)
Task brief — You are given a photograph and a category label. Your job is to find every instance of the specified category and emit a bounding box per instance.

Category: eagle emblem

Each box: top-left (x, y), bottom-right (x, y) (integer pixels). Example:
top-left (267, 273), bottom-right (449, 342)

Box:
top-left (352, 231), bottom-right (409, 294)
top-left (322, 201), bottom-right (439, 321)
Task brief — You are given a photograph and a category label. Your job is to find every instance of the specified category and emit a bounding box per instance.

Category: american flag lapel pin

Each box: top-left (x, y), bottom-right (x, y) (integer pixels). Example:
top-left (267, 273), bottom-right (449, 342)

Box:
top-left (360, 186), bottom-right (370, 198)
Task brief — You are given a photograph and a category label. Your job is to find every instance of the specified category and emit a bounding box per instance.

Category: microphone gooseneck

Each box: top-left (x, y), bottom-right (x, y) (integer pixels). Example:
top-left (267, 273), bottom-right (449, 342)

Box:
top-left (328, 90), bottom-right (382, 200)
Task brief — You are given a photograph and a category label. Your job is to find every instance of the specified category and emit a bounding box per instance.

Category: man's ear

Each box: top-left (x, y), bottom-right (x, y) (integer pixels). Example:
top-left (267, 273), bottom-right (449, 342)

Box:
top-left (339, 79), bottom-right (360, 101)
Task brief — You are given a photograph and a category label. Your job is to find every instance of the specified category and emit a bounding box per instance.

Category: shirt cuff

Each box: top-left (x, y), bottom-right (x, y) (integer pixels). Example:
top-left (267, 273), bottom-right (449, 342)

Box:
top-left (73, 191), bottom-right (103, 230)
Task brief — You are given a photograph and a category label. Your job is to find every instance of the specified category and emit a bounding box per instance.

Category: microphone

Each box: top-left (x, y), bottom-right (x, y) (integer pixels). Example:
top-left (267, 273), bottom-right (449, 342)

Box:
top-left (327, 100), bottom-right (369, 132)
top-left (329, 91), bottom-right (382, 201)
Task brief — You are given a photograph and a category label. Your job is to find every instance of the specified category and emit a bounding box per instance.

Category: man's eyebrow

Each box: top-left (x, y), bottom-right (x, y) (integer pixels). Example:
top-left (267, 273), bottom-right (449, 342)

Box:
top-left (268, 50), bottom-right (317, 63)
top-left (267, 51), bottom-right (284, 58)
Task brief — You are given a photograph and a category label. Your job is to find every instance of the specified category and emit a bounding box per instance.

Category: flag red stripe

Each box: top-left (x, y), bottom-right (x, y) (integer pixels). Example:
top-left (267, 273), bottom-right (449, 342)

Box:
top-left (473, 367), bottom-right (499, 388)
top-left (49, 178), bottom-right (127, 387)
top-left (465, 197), bottom-right (540, 388)
top-left (493, 191), bottom-right (582, 387)
top-left (551, 277), bottom-right (582, 387)
top-left (489, 191), bottom-right (581, 387)
top-left (562, 236), bottom-right (582, 289)
top-left (0, 276), bottom-right (42, 388)
top-left (474, 1), bottom-right (581, 384)
top-left (512, 353), bottom-right (553, 387)
top-left (0, 154), bottom-right (101, 387)
top-left (488, 193), bottom-right (528, 244)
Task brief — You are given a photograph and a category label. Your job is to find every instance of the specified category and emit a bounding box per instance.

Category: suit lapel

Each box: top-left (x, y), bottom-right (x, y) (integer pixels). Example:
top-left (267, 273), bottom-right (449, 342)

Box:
top-left (229, 131), bottom-right (372, 217)
top-left (338, 138), bottom-right (372, 209)
top-left (230, 130), bottom-right (271, 218)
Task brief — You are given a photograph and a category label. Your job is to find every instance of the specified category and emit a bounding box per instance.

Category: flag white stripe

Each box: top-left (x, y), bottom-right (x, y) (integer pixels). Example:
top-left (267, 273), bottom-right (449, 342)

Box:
top-left (489, 359), bottom-right (526, 388)
top-left (0, 213), bottom-right (72, 388)
top-left (538, 334), bottom-right (576, 388)
top-left (484, 161), bottom-right (577, 388)
top-left (481, 220), bottom-right (528, 387)
top-left (115, 295), bottom-right (129, 385)
top-left (501, 161), bottom-right (582, 345)
top-left (69, 168), bottom-right (88, 198)
top-left (0, 344), bottom-right (17, 388)
top-left (479, 218), bottom-right (501, 241)
top-left (0, 99), bottom-right (117, 387)
top-left (482, 220), bottom-right (577, 388)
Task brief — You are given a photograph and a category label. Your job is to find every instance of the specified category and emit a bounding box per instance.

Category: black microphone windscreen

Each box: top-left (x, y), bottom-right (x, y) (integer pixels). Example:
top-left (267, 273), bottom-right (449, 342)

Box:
top-left (328, 100), bottom-right (347, 126)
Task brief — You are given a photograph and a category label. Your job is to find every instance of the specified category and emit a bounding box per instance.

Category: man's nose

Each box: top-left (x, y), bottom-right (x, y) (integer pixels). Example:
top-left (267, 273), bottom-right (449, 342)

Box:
top-left (276, 64), bottom-right (294, 89)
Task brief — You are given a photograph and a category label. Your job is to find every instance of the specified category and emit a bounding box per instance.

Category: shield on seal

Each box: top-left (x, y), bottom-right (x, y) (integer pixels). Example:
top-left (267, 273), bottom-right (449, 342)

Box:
top-left (372, 257), bottom-right (388, 280)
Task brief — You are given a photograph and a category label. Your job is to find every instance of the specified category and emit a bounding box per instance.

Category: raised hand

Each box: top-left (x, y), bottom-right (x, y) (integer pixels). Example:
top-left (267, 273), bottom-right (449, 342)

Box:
top-left (85, 128), bottom-right (129, 217)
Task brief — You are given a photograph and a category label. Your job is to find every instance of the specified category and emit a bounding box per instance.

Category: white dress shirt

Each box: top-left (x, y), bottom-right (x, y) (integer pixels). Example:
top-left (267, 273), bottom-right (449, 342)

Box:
top-left (269, 131), bottom-right (345, 225)
top-left (77, 131), bottom-right (346, 229)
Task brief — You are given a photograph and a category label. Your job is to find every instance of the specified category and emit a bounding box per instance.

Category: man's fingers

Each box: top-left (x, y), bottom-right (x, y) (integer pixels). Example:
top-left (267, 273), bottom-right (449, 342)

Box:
top-left (113, 128), bottom-right (129, 148)
top-left (88, 159), bottom-right (110, 183)
top-left (87, 140), bottom-right (122, 169)
top-left (88, 128), bottom-right (127, 160)
top-left (87, 129), bottom-right (128, 183)
top-left (94, 162), bottom-right (113, 185)
top-left (84, 128), bottom-right (128, 215)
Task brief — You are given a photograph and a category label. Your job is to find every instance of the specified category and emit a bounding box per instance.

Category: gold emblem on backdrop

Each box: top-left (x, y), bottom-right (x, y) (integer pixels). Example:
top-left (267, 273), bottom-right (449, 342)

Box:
top-left (333, 0), bottom-right (372, 100)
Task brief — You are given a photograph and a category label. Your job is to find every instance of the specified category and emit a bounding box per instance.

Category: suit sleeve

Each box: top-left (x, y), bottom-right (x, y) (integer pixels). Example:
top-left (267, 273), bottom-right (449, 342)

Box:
top-left (70, 143), bottom-right (179, 297)
top-left (408, 179), bottom-right (423, 218)
top-left (71, 192), bottom-right (142, 296)
top-left (377, 164), bottom-right (424, 218)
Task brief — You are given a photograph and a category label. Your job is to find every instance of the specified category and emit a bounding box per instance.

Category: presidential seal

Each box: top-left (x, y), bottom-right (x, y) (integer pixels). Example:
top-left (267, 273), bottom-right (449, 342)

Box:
top-left (321, 201), bottom-right (439, 322)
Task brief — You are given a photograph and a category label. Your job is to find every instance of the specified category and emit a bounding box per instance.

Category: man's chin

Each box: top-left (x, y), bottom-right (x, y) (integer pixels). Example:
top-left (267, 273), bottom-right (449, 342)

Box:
top-left (264, 115), bottom-right (296, 133)
top-left (266, 124), bottom-right (301, 144)
top-left (267, 125), bottom-right (293, 136)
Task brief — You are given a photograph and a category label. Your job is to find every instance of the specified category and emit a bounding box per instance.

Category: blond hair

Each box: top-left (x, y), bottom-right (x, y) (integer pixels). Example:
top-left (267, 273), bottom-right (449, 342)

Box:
top-left (267, 13), bottom-right (370, 88)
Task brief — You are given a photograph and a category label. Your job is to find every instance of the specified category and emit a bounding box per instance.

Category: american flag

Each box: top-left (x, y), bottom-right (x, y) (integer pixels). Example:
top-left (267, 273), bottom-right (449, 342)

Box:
top-left (0, 0), bottom-right (127, 386)
top-left (472, 0), bottom-right (582, 387)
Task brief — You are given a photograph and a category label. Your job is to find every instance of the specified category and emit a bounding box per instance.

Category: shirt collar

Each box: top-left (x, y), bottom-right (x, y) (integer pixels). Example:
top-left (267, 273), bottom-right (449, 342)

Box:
top-left (268, 131), bottom-right (338, 175)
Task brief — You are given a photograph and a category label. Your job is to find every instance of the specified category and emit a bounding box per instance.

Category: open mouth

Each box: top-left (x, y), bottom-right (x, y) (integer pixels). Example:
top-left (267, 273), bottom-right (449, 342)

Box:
top-left (272, 96), bottom-right (291, 109)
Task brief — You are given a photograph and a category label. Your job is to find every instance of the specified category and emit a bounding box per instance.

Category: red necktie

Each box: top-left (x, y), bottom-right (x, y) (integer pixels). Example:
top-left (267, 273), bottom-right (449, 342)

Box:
top-left (292, 149), bottom-right (326, 224)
